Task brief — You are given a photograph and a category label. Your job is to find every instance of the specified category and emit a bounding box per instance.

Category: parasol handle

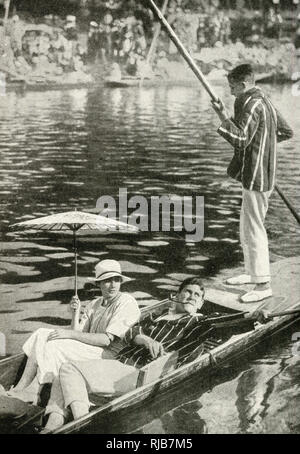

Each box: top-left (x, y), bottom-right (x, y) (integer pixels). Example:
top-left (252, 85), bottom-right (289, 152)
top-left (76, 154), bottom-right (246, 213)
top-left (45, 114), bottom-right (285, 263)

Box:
top-left (73, 230), bottom-right (78, 297)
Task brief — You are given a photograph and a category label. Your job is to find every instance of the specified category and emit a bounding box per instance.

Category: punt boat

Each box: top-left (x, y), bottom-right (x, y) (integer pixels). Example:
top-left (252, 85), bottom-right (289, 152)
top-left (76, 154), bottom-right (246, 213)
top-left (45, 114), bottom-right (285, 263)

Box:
top-left (103, 71), bottom-right (280, 88)
top-left (4, 73), bottom-right (94, 92)
top-left (104, 75), bottom-right (165, 88)
top-left (0, 256), bottom-right (299, 434)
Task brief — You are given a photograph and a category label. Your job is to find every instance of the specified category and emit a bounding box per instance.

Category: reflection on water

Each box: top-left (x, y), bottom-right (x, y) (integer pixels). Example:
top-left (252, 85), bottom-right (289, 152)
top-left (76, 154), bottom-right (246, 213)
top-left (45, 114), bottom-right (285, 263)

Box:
top-left (0, 82), bottom-right (299, 433)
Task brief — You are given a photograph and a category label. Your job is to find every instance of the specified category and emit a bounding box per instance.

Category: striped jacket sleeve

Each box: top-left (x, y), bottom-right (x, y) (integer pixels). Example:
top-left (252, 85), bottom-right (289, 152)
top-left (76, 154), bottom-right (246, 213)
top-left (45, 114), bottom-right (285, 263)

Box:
top-left (217, 99), bottom-right (262, 149)
top-left (123, 315), bottom-right (154, 345)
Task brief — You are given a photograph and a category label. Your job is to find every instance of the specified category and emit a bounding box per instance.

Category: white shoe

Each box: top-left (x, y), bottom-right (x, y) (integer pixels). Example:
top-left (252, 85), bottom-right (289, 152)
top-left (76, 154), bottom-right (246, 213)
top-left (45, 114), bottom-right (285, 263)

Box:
top-left (240, 289), bottom-right (273, 303)
top-left (225, 274), bottom-right (252, 285)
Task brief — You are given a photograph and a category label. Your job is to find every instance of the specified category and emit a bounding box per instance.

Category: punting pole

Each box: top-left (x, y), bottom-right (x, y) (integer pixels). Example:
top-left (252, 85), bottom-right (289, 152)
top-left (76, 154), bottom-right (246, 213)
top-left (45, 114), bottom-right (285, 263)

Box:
top-left (275, 184), bottom-right (300, 225)
top-left (270, 309), bottom-right (300, 318)
top-left (146, 0), bottom-right (169, 66)
top-left (140, 0), bottom-right (169, 88)
top-left (147, 0), bottom-right (300, 226)
top-left (3, 0), bottom-right (11, 30)
top-left (147, 0), bottom-right (219, 102)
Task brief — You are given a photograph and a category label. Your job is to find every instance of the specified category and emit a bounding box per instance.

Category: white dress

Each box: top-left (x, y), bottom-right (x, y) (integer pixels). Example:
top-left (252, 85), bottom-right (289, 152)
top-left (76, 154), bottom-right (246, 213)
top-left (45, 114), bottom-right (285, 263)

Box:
top-left (22, 293), bottom-right (140, 384)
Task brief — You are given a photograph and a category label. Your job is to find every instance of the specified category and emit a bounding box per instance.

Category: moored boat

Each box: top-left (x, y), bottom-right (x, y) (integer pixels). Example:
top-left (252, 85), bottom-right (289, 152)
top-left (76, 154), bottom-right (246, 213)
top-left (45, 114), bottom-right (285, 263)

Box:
top-left (104, 75), bottom-right (165, 88)
top-left (0, 256), bottom-right (299, 434)
top-left (104, 71), bottom-right (293, 89)
top-left (4, 73), bottom-right (94, 92)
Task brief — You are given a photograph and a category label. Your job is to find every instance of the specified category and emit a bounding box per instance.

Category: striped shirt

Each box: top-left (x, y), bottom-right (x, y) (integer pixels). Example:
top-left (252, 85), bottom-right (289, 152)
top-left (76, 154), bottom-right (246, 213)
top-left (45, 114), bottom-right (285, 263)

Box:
top-left (116, 312), bottom-right (220, 369)
top-left (217, 87), bottom-right (293, 192)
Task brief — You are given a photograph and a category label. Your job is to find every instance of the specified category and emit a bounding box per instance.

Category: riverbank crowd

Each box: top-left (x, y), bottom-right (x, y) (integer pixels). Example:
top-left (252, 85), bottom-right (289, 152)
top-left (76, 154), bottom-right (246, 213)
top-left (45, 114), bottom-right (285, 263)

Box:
top-left (0, 14), bottom-right (89, 82)
top-left (0, 0), bottom-right (299, 83)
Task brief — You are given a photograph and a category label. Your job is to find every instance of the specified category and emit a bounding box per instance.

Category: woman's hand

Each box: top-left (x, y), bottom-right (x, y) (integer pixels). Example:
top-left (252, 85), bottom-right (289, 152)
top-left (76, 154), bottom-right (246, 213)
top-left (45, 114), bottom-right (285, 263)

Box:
top-left (47, 329), bottom-right (74, 342)
top-left (69, 296), bottom-right (81, 314)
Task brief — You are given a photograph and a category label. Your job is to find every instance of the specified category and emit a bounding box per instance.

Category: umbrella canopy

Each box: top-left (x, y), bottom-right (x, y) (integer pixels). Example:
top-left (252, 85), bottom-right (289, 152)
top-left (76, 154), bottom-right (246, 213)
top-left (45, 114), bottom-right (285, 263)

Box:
top-left (11, 211), bottom-right (139, 296)
top-left (12, 211), bottom-right (139, 233)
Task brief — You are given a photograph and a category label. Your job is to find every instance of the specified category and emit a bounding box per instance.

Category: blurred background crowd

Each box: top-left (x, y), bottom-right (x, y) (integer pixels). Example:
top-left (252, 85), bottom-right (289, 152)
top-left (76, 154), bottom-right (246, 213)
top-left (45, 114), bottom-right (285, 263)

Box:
top-left (0, 0), bottom-right (299, 83)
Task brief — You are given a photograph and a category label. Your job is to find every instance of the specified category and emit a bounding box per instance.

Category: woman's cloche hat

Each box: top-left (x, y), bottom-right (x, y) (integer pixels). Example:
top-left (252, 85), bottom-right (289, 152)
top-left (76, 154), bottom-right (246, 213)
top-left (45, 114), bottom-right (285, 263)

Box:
top-left (88, 259), bottom-right (132, 283)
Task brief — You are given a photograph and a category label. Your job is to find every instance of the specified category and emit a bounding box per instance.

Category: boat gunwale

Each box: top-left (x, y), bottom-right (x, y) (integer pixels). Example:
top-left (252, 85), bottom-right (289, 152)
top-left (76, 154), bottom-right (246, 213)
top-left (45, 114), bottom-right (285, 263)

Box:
top-left (53, 299), bottom-right (300, 434)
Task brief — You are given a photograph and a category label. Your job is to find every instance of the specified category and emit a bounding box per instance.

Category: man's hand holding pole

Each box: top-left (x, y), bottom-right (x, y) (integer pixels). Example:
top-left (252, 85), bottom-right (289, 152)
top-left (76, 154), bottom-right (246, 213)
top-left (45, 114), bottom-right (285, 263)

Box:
top-left (211, 99), bottom-right (230, 122)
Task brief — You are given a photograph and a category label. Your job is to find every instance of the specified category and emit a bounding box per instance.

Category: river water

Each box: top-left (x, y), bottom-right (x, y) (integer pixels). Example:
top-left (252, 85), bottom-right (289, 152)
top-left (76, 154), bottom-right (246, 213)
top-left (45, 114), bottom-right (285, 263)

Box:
top-left (0, 81), bottom-right (299, 434)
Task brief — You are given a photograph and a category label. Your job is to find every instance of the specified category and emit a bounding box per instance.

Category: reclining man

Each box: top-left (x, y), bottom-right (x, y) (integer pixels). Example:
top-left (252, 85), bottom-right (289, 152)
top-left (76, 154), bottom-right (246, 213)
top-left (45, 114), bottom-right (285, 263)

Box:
top-left (42, 277), bottom-right (213, 432)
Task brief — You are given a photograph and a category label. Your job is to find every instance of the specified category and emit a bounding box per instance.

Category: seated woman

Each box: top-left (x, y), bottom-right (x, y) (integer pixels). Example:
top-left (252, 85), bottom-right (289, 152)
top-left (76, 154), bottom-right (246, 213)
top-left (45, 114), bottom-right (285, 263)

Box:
top-left (7, 260), bottom-right (140, 405)
top-left (41, 277), bottom-right (206, 432)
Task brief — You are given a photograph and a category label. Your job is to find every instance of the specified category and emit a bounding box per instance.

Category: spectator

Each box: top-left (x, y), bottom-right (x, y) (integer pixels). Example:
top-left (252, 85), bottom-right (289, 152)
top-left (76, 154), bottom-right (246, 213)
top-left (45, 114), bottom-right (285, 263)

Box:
top-left (125, 51), bottom-right (137, 76)
top-left (65, 15), bottom-right (78, 41)
top-left (197, 15), bottom-right (206, 50)
top-left (295, 15), bottom-right (300, 49)
top-left (265, 7), bottom-right (282, 39)
top-left (123, 30), bottom-right (134, 56)
top-left (88, 21), bottom-right (99, 60)
top-left (8, 15), bottom-right (23, 53)
top-left (103, 13), bottom-right (113, 57)
top-left (98, 22), bottom-right (108, 60)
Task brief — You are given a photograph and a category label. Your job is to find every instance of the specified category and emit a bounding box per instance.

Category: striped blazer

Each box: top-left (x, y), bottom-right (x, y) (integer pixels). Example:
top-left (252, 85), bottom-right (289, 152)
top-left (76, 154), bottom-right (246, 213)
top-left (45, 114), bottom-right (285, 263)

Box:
top-left (116, 312), bottom-right (215, 368)
top-left (217, 87), bottom-right (293, 192)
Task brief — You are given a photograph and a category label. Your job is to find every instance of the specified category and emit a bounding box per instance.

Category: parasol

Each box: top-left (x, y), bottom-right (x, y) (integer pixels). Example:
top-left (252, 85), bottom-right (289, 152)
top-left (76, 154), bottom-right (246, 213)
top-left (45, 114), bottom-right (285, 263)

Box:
top-left (11, 211), bottom-right (139, 296)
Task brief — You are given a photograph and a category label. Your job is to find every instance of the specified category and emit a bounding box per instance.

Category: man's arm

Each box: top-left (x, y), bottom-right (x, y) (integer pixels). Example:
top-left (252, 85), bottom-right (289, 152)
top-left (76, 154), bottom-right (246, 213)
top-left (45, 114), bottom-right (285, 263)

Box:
top-left (133, 334), bottom-right (165, 359)
top-left (276, 109), bottom-right (293, 143)
top-left (212, 99), bottom-right (261, 149)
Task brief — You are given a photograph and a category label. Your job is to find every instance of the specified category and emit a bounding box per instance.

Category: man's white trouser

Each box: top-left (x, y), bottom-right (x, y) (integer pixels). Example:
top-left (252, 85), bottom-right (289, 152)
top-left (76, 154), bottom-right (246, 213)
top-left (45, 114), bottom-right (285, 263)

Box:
top-left (240, 188), bottom-right (272, 284)
top-left (45, 360), bottom-right (139, 417)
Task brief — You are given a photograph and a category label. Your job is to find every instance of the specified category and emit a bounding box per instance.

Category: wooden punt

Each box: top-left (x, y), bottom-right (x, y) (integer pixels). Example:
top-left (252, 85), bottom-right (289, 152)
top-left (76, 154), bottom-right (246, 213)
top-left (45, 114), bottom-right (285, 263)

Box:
top-left (5, 75), bottom-right (94, 92)
top-left (25, 81), bottom-right (94, 92)
top-left (0, 256), bottom-right (299, 434)
top-left (103, 71), bottom-right (287, 89)
top-left (255, 72), bottom-right (300, 85)
top-left (104, 75), bottom-right (165, 88)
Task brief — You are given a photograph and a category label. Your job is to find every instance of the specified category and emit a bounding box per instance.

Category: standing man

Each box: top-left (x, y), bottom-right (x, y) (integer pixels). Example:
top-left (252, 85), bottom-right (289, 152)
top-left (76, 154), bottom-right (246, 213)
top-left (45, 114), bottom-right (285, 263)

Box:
top-left (212, 64), bottom-right (293, 303)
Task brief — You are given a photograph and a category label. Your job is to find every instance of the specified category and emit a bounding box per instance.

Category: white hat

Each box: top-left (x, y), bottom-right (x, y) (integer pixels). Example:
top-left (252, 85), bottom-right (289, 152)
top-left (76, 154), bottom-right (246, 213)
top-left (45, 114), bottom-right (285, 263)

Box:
top-left (88, 260), bottom-right (132, 284)
top-left (90, 21), bottom-right (98, 27)
top-left (67, 15), bottom-right (76, 22)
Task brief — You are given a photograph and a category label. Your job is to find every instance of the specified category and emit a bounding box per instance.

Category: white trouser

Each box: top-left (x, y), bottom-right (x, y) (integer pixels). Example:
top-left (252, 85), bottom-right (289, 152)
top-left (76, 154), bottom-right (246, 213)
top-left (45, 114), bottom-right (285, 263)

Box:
top-left (23, 328), bottom-right (115, 385)
top-left (240, 188), bottom-right (272, 284)
top-left (45, 360), bottom-right (139, 417)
